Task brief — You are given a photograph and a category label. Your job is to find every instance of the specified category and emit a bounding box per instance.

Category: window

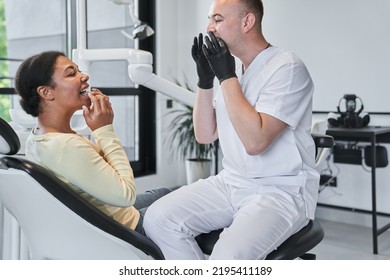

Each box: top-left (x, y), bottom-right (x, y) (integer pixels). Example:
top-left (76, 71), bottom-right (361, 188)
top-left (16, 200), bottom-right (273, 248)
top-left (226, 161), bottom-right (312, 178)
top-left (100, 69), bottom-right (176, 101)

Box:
top-left (0, 0), bottom-right (156, 177)
top-left (0, 0), bottom-right (6, 119)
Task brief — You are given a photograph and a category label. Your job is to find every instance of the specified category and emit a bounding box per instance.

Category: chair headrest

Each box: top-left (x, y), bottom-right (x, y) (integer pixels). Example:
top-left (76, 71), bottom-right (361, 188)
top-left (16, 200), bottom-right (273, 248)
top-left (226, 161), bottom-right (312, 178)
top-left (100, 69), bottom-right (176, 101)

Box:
top-left (0, 118), bottom-right (21, 155)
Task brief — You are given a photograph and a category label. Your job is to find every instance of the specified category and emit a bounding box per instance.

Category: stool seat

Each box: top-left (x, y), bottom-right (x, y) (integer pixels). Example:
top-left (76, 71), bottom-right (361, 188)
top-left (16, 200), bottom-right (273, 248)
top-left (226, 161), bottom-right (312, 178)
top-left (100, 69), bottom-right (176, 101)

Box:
top-left (195, 220), bottom-right (324, 260)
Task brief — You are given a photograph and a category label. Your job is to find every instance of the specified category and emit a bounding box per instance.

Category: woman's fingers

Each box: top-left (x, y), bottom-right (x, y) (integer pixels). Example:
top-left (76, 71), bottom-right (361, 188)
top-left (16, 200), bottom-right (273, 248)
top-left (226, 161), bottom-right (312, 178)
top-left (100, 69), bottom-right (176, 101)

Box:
top-left (85, 89), bottom-right (114, 130)
top-left (88, 89), bottom-right (111, 111)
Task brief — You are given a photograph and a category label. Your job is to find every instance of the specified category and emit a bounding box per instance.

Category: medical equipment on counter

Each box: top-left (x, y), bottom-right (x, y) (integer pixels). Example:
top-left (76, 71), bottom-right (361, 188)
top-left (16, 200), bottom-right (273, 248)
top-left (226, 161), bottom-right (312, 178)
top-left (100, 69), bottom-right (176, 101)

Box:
top-left (327, 94), bottom-right (370, 128)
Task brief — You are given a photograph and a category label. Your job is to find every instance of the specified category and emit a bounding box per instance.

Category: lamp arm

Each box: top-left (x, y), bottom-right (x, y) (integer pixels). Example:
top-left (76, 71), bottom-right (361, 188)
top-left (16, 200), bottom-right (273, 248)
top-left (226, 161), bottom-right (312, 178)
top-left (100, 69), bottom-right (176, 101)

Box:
top-left (128, 65), bottom-right (195, 107)
top-left (72, 48), bottom-right (195, 107)
top-left (127, 0), bottom-right (141, 26)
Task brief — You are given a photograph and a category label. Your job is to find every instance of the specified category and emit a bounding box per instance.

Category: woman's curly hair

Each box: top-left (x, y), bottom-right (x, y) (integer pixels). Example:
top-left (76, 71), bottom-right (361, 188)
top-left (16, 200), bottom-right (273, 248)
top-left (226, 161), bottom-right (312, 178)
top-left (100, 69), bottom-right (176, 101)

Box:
top-left (14, 51), bottom-right (66, 117)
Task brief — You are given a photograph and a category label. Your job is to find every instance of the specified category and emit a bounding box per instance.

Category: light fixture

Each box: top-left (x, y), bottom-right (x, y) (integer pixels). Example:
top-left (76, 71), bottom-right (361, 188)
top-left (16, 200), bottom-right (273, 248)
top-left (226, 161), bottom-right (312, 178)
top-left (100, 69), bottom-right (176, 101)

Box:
top-left (110, 0), bottom-right (155, 40)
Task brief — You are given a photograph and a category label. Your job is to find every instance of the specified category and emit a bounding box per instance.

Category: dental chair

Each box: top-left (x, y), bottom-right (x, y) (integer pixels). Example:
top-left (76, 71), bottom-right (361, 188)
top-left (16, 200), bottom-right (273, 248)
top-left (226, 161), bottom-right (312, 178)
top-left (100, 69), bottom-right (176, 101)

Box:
top-left (0, 117), bottom-right (162, 260)
top-left (0, 117), bottom-right (333, 260)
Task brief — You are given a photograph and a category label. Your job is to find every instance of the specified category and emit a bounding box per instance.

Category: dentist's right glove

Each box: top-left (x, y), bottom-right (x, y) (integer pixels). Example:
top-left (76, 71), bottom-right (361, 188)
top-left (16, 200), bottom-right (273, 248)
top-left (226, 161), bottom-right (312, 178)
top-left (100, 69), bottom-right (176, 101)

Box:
top-left (191, 33), bottom-right (215, 89)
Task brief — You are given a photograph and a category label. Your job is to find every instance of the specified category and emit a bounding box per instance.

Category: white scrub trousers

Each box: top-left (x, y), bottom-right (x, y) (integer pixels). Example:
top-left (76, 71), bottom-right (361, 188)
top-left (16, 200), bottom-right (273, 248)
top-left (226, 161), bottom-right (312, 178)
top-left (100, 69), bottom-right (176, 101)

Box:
top-left (143, 174), bottom-right (309, 260)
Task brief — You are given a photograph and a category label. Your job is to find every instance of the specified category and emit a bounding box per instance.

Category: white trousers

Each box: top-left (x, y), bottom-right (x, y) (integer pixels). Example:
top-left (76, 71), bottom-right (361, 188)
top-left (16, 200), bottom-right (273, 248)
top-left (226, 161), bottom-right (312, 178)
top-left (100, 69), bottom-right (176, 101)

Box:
top-left (143, 174), bottom-right (309, 260)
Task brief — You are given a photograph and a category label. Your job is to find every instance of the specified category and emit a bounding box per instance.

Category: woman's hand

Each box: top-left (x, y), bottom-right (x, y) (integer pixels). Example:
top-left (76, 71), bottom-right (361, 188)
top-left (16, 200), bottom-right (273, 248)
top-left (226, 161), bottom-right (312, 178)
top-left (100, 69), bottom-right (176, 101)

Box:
top-left (82, 89), bottom-right (114, 131)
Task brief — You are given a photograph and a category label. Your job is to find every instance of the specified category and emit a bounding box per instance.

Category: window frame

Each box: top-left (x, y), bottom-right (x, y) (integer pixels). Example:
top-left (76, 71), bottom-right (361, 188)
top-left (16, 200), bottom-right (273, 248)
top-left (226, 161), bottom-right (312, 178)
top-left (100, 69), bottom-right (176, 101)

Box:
top-left (99, 87), bottom-right (156, 176)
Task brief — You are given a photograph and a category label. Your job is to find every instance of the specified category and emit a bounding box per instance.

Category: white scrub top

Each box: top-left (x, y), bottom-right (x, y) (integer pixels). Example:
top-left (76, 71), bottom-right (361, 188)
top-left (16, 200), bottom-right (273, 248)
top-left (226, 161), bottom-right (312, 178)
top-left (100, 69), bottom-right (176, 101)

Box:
top-left (214, 46), bottom-right (320, 219)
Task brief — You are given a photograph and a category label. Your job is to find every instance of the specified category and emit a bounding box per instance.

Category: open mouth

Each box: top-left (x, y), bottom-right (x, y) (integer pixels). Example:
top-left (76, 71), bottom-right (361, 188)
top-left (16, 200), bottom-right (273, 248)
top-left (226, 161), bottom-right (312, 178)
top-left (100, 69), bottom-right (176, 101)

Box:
top-left (80, 89), bottom-right (89, 96)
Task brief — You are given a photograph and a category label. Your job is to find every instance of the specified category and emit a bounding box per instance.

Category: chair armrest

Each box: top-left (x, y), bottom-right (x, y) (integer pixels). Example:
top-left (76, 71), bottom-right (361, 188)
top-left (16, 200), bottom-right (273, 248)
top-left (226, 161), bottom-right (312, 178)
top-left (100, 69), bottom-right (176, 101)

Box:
top-left (311, 133), bottom-right (334, 148)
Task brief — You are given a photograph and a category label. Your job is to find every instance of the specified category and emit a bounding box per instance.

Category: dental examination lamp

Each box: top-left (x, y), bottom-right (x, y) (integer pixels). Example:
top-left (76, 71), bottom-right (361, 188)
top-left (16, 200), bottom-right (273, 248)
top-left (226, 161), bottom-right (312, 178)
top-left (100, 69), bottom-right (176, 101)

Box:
top-left (72, 48), bottom-right (195, 107)
top-left (110, 0), bottom-right (155, 40)
top-left (74, 1), bottom-right (192, 105)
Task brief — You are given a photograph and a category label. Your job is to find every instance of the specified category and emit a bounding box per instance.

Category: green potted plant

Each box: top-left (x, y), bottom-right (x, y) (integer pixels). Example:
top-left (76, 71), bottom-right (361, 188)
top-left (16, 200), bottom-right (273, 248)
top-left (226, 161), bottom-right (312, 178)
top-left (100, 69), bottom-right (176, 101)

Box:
top-left (165, 81), bottom-right (218, 184)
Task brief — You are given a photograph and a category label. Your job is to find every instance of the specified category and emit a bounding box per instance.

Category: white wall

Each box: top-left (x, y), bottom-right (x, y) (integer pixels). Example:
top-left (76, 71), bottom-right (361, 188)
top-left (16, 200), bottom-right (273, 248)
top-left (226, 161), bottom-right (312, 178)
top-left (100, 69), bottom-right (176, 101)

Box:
top-left (262, 0), bottom-right (390, 113)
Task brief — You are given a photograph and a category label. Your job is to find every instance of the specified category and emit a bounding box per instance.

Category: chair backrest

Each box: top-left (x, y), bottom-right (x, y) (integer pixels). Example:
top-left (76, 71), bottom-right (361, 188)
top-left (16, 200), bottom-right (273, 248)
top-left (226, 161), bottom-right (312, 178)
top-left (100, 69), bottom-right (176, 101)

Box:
top-left (0, 117), bottom-right (164, 260)
top-left (0, 118), bottom-right (20, 156)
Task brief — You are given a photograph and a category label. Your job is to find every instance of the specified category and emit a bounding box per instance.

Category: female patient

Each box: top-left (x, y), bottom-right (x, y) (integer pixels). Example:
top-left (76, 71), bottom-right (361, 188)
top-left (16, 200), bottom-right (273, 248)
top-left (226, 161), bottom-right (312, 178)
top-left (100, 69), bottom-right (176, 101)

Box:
top-left (14, 50), bottom-right (169, 235)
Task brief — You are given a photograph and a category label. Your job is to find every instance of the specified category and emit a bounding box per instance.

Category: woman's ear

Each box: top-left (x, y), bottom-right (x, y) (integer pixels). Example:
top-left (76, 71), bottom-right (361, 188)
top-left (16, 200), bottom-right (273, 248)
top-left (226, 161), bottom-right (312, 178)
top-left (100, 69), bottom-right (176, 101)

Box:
top-left (242, 13), bottom-right (256, 33)
top-left (37, 86), bottom-right (54, 100)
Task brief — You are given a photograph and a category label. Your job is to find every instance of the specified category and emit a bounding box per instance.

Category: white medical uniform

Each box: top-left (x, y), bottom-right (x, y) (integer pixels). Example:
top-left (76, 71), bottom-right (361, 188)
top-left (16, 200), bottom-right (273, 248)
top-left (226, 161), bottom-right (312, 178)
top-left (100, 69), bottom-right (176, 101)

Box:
top-left (144, 46), bottom-right (319, 260)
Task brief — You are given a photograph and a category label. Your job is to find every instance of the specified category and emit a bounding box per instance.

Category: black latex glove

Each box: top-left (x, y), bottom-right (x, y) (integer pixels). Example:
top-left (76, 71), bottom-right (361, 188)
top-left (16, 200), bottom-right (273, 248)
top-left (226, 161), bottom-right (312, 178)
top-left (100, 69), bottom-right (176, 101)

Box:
top-left (191, 33), bottom-right (215, 89)
top-left (202, 32), bottom-right (236, 84)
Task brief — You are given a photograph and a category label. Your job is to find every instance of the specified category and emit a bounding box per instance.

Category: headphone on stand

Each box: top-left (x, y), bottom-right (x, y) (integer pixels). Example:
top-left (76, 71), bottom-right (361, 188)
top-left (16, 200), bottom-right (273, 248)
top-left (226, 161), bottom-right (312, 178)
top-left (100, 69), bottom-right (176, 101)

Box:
top-left (327, 94), bottom-right (370, 128)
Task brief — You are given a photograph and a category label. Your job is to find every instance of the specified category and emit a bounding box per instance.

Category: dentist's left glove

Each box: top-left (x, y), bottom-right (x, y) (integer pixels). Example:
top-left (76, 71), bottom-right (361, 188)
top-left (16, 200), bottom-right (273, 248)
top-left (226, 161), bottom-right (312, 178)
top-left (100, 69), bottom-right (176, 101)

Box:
top-left (202, 32), bottom-right (236, 84)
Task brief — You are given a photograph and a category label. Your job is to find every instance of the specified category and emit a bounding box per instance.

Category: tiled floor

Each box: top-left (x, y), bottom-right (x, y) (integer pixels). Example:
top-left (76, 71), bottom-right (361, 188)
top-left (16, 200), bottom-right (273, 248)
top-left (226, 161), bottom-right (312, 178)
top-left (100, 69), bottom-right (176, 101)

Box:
top-left (310, 218), bottom-right (390, 260)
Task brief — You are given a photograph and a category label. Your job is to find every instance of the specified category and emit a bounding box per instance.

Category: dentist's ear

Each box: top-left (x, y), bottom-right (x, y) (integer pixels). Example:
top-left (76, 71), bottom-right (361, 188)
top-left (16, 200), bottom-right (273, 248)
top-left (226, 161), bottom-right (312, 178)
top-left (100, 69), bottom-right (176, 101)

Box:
top-left (242, 13), bottom-right (256, 32)
top-left (37, 86), bottom-right (54, 100)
